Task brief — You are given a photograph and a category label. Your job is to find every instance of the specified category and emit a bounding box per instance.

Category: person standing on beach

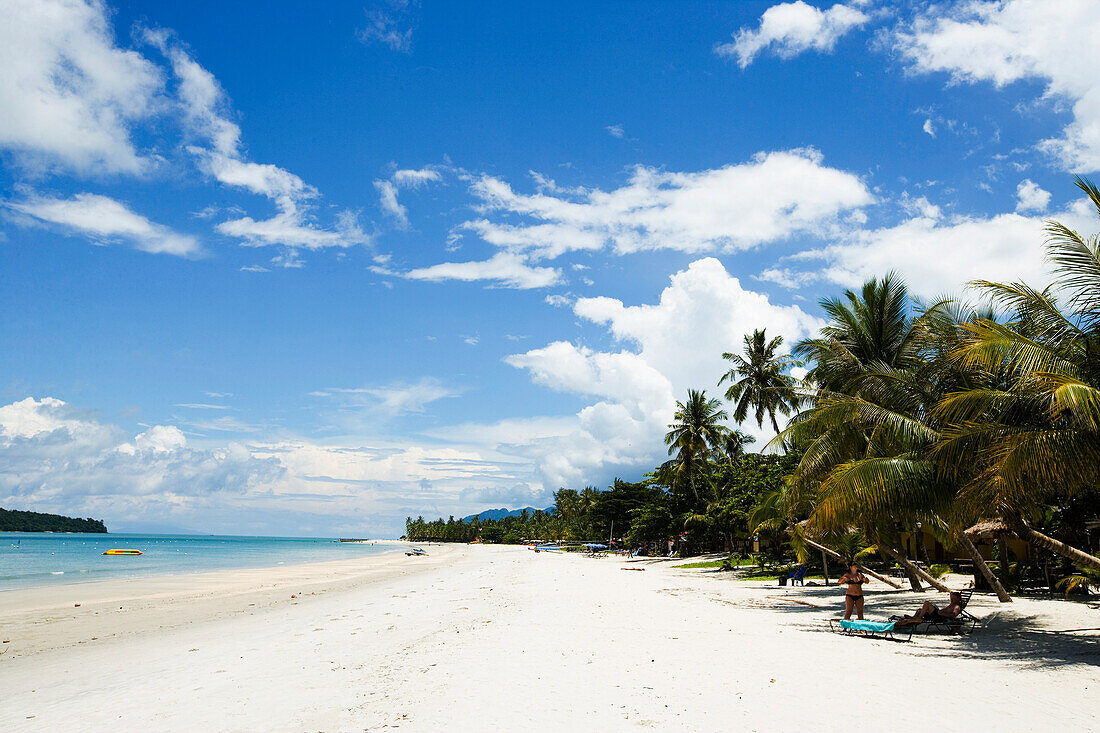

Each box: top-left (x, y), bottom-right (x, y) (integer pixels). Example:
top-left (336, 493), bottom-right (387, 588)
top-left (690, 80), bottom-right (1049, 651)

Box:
top-left (838, 563), bottom-right (867, 620)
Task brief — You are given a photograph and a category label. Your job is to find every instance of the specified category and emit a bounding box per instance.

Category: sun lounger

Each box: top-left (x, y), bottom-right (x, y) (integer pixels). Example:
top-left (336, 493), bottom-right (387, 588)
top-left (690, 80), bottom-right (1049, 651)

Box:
top-left (829, 618), bottom-right (913, 642)
top-left (905, 589), bottom-right (980, 634)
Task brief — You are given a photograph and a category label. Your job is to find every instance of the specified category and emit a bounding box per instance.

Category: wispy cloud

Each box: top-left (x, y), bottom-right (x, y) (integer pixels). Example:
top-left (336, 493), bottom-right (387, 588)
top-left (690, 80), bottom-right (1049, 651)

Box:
top-left (358, 1), bottom-right (420, 53)
top-left (6, 192), bottom-right (202, 257)
top-left (143, 29), bottom-right (369, 262)
top-left (312, 377), bottom-right (459, 416)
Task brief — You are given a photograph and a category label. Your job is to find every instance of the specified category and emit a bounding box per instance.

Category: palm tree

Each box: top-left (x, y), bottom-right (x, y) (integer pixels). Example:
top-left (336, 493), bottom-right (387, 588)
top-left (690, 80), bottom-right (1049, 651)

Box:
top-left (716, 429), bottom-right (756, 465)
top-left (774, 281), bottom-right (1011, 597)
top-left (720, 329), bottom-right (802, 433)
top-left (795, 274), bottom-right (930, 395)
top-left (934, 176), bottom-right (1100, 572)
top-left (664, 389), bottom-right (729, 502)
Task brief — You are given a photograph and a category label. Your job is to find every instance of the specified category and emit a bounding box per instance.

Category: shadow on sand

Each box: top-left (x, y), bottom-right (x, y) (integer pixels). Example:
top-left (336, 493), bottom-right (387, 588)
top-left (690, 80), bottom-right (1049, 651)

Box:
top-left (746, 586), bottom-right (1100, 669)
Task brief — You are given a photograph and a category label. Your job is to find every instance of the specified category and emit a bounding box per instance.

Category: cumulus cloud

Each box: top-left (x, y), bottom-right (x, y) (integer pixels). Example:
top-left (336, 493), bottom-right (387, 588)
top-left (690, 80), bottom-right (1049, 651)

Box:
top-left (0, 396), bottom-right (283, 527)
top-left (144, 31), bottom-right (368, 258)
top-left (0, 0), bottom-right (162, 174)
top-left (923, 118), bottom-right (936, 137)
top-left (464, 149), bottom-right (872, 259)
top-left (499, 258), bottom-right (821, 488)
top-left (6, 191), bottom-right (202, 256)
top-left (0, 395), bottom-right (549, 536)
top-left (376, 150), bottom-right (871, 289)
top-left (894, 0), bottom-right (1100, 171)
top-left (404, 251), bottom-right (563, 289)
top-left (716, 1), bottom-right (869, 69)
top-left (1015, 178), bottom-right (1051, 213)
top-left (759, 198), bottom-right (1096, 298)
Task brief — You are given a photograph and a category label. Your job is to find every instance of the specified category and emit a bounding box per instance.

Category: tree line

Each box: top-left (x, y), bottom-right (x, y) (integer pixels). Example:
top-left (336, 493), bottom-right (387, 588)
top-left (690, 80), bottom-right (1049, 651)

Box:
top-left (411, 177), bottom-right (1100, 599)
top-left (0, 507), bottom-right (107, 533)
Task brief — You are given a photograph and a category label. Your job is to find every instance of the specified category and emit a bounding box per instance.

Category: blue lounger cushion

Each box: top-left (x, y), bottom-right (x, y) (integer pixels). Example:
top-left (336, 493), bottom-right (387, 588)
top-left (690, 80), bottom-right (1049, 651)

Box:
top-left (840, 619), bottom-right (896, 633)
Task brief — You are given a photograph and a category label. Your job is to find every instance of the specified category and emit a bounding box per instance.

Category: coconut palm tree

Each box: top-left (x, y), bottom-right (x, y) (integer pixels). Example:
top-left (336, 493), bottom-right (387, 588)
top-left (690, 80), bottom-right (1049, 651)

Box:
top-left (774, 280), bottom-right (1013, 598)
top-left (664, 389), bottom-right (729, 502)
top-left (720, 329), bottom-right (802, 433)
top-left (934, 176), bottom-right (1100, 572)
top-left (795, 274), bottom-right (930, 395)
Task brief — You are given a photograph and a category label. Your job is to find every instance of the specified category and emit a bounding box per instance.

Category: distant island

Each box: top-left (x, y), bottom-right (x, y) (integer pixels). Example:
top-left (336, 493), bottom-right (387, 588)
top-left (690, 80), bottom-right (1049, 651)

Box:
top-left (0, 507), bottom-right (107, 533)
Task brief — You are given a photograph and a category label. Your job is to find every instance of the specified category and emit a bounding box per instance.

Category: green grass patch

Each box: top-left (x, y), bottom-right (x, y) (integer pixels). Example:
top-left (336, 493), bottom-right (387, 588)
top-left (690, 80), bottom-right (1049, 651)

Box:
top-left (675, 558), bottom-right (753, 569)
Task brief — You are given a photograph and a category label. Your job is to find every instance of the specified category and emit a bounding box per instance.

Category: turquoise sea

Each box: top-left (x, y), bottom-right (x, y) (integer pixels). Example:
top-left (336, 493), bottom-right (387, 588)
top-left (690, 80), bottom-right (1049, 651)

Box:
top-left (0, 533), bottom-right (396, 592)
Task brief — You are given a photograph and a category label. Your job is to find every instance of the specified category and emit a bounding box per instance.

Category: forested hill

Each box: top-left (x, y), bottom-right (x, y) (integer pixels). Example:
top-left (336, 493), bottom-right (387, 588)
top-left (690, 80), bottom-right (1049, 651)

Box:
top-left (461, 506), bottom-right (554, 522)
top-left (0, 508), bottom-right (107, 533)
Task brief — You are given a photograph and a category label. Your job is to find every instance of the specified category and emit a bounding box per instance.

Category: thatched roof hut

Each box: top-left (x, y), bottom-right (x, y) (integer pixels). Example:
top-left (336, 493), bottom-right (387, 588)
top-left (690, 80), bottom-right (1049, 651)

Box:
top-left (964, 519), bottom-right (1009, 540)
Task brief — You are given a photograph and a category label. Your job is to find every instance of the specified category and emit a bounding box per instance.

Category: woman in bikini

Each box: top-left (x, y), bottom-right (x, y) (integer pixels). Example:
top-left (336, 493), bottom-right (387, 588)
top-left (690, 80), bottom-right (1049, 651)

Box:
top-left (838, 562), bottom-right (867, 620)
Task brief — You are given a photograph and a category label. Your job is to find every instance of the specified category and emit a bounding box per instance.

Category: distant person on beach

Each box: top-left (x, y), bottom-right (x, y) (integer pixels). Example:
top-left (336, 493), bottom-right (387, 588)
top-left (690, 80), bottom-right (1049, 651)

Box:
top-left (838, 563), bottom-right (867, 620)
top-left (895, 591), bottom-right (963, 627)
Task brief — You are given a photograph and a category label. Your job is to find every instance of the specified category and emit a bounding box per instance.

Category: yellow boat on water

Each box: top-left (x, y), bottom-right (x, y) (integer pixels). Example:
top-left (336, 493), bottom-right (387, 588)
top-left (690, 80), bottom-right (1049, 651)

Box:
top-left (103, 549), bottom-right (142, 556)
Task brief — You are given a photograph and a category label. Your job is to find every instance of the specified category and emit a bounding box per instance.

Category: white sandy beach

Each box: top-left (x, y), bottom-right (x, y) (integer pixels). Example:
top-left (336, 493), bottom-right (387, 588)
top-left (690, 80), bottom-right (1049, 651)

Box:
top-left (1, 545), bottom-right (1096, 732)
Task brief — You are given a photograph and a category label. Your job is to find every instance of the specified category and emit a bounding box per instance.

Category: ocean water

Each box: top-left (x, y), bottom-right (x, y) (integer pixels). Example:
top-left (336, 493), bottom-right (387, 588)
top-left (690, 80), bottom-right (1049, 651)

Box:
top-left (0, 533), bottom-right (396, 592)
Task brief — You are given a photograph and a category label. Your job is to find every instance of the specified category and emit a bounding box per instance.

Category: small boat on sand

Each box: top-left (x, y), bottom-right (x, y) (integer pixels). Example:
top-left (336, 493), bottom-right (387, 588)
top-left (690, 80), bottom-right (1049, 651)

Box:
top-left (103, 549), bottom-right (143, 556)
top-left (405, 547), bottom-right (427, 556)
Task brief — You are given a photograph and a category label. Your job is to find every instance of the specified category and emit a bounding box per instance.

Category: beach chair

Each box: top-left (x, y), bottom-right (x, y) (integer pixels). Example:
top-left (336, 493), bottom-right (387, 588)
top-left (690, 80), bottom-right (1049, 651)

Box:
top-left (829, 618), bottom-right (913, 642)
top-left (910, 589), bottom-right (980, 634)
top-left (788, 565), bottom-right (808, 586)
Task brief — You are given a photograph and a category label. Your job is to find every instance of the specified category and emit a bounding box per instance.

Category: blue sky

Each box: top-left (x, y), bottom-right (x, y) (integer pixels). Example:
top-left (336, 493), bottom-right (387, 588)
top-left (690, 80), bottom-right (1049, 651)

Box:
top-left (2, 0), bottom-right (1098, 537)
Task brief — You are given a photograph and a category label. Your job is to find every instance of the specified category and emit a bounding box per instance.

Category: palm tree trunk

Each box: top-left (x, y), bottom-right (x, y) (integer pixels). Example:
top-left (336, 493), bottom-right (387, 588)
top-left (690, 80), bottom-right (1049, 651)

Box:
top-left (821, 550), bottom-right (830, 585)
top-left (956, 531), bottom-right (1012, 603)
top-left (877, 541), bottom-right (950, 592)
top-left (1003, 511), bottom-right (1100, 572)
top-left (800, 536), bottom-right (903, 589)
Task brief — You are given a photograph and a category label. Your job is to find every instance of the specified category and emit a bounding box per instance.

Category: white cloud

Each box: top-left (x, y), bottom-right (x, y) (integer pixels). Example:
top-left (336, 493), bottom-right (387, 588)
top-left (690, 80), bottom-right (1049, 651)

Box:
top-left (145, 32), bottom-right (368, 257)
top-left (716, 1), bottom-right (869, 69)
top-left (465, 149), bottom-right (872, 259)
top-left (501, 258), bottom-right (821, 487)
top-left (0, 397), bottom-right (283, 527)
top-left (375, 167), bottom-right (441, 227)
top-left (761, 198), bottom-right (1096, 298)
top-left (0, 0), bottom-right (162, 174)
top-left (313, 378), bottom-right (458, 416)
top-left (1015, 178), bottom-right (1051, 212)
top-left (606, 124), bottom-right (625, 138)
top-left (6, 191), bottom-right (202, 257)
top-left (404, 251), bottom-right (563, 289)
top-left (894, 0), bottom-right (1100, 171)
top-left (358, 0), bottom-right (418, 53)
top-left (923, 118), bottom-right (936, 137)
top-left (375, 179), bottom-right (407, 226)
top-left (392, 167), bottom-right (441, 187)
top-left (0, 395), bottom-right (543, 536)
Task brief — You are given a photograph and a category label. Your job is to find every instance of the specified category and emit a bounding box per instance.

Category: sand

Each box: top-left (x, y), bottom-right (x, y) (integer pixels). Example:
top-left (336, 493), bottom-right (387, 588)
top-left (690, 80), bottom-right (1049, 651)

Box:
top-left (0, 545), bottom-right (1096, 732)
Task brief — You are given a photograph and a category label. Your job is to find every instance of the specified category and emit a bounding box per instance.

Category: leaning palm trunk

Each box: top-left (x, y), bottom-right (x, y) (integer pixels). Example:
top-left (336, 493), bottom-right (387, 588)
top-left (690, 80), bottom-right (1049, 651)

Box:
top-left (876, 540), bottom-right (950, 593)
top-left (801, 535), bottom-right (903, 589)
top-left (1003, 511), bottom-right (1100, 573)
top-left (956, 531), bottom-right (1012, 603)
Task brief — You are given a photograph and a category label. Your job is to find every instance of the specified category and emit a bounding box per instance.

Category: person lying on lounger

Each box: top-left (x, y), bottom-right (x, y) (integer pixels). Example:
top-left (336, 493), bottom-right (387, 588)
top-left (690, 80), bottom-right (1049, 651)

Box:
top-left (895, 591), bottom-right (963, 627)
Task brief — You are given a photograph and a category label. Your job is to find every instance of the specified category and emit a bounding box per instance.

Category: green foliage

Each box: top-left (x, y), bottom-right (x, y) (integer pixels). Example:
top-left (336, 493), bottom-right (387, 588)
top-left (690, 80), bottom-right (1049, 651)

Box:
top-left (928, 563), bottom-right (952, 580)
top-left (0, 507), bottom-right (106, 533)
top-left (410, 180), bottom-right (1100, 584)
